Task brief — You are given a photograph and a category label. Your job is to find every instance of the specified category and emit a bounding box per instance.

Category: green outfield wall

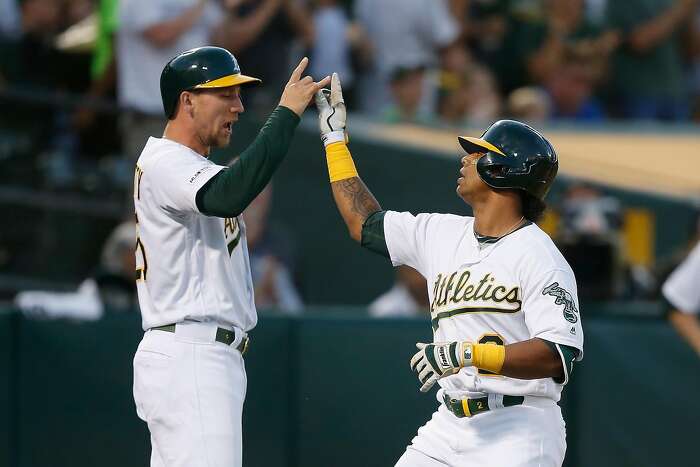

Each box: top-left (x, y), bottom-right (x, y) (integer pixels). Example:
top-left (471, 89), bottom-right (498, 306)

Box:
top-left (0, 307), bottom-right (698, 467)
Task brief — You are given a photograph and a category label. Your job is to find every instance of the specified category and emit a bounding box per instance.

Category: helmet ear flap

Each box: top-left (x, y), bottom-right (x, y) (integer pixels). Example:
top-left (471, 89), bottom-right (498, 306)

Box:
top-left (476, 152), bottom-right (508, 187)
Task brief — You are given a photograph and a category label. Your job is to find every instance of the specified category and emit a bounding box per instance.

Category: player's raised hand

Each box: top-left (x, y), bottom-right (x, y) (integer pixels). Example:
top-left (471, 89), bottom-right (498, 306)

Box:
top-left (279, 57), bottom-right (330, 117)
top-left (314, 72), bottom-right (347, 146)
top-left (410, 341), bottom-right (467, 392)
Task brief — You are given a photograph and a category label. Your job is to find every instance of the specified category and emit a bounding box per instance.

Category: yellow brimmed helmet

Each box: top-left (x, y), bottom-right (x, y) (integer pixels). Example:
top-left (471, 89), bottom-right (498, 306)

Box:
top-left (458, 120), bottom-right (558, 200)
top-left (160, 46), bottom-right (261, 119)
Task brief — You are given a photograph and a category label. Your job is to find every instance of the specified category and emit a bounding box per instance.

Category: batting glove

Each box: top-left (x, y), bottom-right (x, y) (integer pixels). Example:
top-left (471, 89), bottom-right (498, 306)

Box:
top-left (410, 341), bottom-right (474, 392)
top-left (314, 72), bottom-right (347, 147)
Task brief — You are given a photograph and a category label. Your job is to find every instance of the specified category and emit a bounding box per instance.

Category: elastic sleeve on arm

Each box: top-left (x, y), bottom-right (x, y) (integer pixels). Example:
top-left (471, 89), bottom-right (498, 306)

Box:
top-left (360, 210), bottom-right (389, 259)
top-left (196, 106), bottom-right (300, 217)
top-left (542, 339), bottom-right (579, 385)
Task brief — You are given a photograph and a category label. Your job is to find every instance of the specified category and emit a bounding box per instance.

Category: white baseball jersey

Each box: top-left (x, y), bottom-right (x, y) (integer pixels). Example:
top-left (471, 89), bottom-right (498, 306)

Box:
top-left (133, 137), bottom-right (257, 332)
top-left (384, 211), bottom-right (584, 402)
top-left (662, 241), bottom-right (700, 315)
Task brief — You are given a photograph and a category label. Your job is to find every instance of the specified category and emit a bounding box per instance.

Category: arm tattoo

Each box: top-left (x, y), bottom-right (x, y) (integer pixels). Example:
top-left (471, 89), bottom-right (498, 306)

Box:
top-left (335, 177), bottom-right (381, 220)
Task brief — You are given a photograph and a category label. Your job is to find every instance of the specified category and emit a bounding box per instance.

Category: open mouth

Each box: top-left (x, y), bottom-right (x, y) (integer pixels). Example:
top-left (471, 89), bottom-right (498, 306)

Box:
top-left (223, 121), bottom-right (233, 133)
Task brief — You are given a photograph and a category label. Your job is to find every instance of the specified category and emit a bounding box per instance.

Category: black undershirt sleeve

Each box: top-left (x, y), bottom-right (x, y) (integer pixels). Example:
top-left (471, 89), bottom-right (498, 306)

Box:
top-left (360, 210), bottom-right (390, 259)
top-left (196, 106), bottom-right (300, 217)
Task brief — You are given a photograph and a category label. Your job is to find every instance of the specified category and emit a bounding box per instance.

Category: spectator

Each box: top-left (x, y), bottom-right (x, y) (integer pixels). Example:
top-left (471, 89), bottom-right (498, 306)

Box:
top-left (369, 265), bottom-right (429, 317)
top-left (437, 63), bottom-right (501, 126)
top-left (354, 0), bottom-right (460, 115)
top-left (606, 0), bottom-right (697, 120)
top-left (244, 184), bottom-right (303, 314)
top-left (468, 0), bottom-right (618, 97)
top-left (381, 64), bottom-right (435, 124)
top-left (309, 0), bottom-right (371, 110)
top-left (71, 0), bottom-right (121, 171)
top-left (506, 86), bottom-right (551, 122)
top-left (662, 240), bottom-right (700, 356)
top-left (14, 220), bottom-right (137, 320)
top-left (543, 51), bottom-right (606, 121)
top-left (0, 0), bottom-right (21, 41)
top-left (555, 183), bottom-right (624, 300)
top-left (227, 0), bottom-right (314, 116)
top-left (689, 4), bottom-right (700, 121)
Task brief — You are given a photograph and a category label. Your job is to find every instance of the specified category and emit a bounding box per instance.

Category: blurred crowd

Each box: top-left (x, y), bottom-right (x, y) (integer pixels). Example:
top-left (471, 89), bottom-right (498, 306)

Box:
top-left (1, 0), bottom-right (699, 187)
top-left (2, 0), bottom-right (700, 125)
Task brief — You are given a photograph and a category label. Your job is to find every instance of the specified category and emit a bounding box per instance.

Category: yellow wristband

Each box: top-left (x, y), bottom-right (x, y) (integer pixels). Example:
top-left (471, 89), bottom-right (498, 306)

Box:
top-left (325, 142), bottom-right (358, 183)
top-left (471, 343), bottom-right (506, 374)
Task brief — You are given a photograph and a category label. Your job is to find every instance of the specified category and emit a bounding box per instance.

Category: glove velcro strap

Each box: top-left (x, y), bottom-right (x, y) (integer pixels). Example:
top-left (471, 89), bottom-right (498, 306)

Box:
top-left (325, 142), bottom-right (358, 183)
top-left (449, 342), bottom-right (460, 367)
top-left (322, 130), bottom-right (346, 146)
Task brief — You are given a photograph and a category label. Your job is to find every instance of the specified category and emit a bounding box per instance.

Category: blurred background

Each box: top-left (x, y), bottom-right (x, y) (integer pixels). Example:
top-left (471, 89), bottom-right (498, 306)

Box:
top-left (0, 0), bottom-right (699, 466)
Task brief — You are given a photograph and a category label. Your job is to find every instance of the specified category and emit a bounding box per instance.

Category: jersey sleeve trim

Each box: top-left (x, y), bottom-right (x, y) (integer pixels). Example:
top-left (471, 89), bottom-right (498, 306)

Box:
top-left (542, 339), bottom-right (578, 385)
top-left (189, 164), bottom-right (225, 213)
top-left (360, 210), bottom-right (390, 259)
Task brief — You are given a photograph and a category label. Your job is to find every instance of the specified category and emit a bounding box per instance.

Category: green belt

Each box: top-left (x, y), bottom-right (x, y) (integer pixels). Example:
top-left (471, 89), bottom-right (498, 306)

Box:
top-left (442, 393), bottom-right (524, 418)
top-left (152, 324), bottom-right (250, 356)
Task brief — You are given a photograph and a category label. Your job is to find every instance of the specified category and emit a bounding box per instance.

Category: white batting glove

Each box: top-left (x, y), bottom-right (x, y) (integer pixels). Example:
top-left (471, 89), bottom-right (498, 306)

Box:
top-left (410, 341), bottom-right (473, 392)
top-left (314, 72), bottom-right (347, 147)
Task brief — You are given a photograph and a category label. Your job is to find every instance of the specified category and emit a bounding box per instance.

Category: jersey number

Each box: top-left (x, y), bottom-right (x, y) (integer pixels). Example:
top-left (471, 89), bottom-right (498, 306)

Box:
top-left (134, 167), bottom-right (148, 281)
top-left (477, 334), bottom-right (504, 376)
top-left (135, 235), bottom-right (147, 281)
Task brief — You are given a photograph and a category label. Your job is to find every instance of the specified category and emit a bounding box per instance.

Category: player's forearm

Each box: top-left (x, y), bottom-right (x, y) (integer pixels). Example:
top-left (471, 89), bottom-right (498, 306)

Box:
top-left (500, 338), bottom-right (564, 380)
top-left (197, 106), bottom-right (300, 217)
top-left (669, 310), bottom-right (700, 356)
top-left (331, 176), bottom-right (381, 242)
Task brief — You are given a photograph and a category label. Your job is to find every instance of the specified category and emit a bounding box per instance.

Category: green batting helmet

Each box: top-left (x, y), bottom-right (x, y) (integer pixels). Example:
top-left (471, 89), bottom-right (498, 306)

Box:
top-left (160, 46), bottom-right (261, 119)
top-left (458, 120), bottom-right (558, 200)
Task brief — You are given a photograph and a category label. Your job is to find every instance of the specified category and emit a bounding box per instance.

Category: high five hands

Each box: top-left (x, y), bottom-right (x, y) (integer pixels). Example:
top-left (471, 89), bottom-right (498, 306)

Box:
top-left (279, 57), bottom-right (330, 117)
top-left (314, 72), bottom-right (347, 146)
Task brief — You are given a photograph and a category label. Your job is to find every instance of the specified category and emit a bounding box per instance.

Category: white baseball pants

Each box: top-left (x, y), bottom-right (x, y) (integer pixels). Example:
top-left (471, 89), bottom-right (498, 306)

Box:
top-left (395, 398), bottom-right (566, 467)
top-left (133, 321), bottom-right (247, 467)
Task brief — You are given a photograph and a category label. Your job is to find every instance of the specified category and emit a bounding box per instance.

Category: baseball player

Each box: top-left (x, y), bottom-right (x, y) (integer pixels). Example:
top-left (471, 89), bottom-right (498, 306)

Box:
top-left (132, 46), bottom-right (328, 467)
top-left (315, 75), bottom-right (584, 467)
top-left (662, 240), bottom-right (700, 355)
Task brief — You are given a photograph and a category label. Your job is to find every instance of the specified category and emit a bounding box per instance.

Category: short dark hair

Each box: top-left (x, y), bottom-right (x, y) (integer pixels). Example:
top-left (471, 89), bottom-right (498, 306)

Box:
top-left (519, 191), bottom-right (547, 223)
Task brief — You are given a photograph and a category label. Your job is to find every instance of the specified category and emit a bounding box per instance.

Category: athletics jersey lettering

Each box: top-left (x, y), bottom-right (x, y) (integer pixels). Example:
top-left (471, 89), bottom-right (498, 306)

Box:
top-left (224, 217), bottom-right (242, 255)
top-left (430, 271), bottom-right (521, 313)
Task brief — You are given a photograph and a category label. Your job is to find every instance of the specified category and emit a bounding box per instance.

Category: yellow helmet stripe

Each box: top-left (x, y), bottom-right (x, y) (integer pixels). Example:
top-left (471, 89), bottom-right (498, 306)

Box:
top-left (194, 73), bottom-right (261, 89)
top-left (458, 136), bottom-right (506, 156)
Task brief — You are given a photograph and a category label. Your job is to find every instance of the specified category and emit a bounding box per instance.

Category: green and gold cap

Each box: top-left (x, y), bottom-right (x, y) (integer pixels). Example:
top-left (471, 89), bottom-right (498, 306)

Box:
top-left (160, 46), bottom-right (261, 119)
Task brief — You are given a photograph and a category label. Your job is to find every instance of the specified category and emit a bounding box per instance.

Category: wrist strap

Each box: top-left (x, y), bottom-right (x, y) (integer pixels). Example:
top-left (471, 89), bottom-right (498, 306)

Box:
top-left (322, 130), bottom-right (346, 146)
top-left (471, 343), bottom-right (506, 374)
top-left (325, 142), bottom-right (358, 182)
